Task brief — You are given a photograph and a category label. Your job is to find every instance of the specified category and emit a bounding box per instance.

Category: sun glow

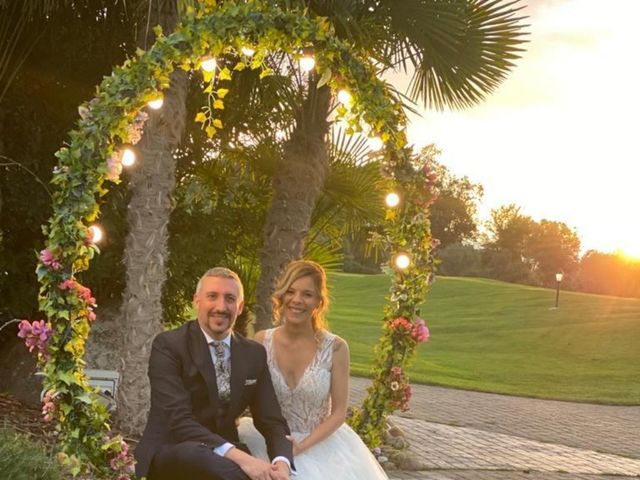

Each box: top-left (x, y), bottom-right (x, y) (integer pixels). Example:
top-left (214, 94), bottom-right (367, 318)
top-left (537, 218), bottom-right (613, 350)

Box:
top-left (396, 0), bottom-right (640, 255)
top-left (616, 246), bottom-right (640, 263)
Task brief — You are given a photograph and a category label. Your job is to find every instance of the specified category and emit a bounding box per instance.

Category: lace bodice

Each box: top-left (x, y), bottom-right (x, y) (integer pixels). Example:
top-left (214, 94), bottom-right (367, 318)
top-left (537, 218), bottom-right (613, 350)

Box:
top-left (264, 328), bottom-right (335, 434)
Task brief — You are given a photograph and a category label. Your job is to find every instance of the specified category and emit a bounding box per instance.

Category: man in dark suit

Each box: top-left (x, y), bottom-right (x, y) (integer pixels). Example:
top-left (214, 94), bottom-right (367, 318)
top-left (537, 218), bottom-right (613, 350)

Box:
top-left (135, 267), bottom-right (293, 480)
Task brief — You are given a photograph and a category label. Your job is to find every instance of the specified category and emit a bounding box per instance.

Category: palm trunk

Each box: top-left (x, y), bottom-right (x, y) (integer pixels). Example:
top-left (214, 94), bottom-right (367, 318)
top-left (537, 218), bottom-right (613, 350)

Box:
top-left (254, 84), bottom-right (331, 332)
top-left (114, 1), bottom-right (187, 436)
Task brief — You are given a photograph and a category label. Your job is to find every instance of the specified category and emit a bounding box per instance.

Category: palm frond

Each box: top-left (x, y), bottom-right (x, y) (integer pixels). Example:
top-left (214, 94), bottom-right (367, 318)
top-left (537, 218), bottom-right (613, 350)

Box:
top-left (306, 127), bottom-right (384, 263)
top-left (378, 0), bottom-right (529, 110)
top-left (303, 239), bottom-right (344, 271)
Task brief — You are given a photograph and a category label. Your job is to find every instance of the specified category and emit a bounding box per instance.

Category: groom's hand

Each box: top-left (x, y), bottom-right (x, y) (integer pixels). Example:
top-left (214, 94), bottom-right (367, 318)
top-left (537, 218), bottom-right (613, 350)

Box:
top-left (225, 446), bottom-right (275, 480)
top-left (242, 457), bottom-right (275, 480)
top-left (270, 461), bottom-right (290, 479)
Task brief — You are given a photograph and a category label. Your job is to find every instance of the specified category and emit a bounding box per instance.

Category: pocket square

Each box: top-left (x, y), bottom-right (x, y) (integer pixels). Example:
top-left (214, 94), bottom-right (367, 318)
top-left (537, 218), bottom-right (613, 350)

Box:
top-left (244, 378), bottom-right (257, 386)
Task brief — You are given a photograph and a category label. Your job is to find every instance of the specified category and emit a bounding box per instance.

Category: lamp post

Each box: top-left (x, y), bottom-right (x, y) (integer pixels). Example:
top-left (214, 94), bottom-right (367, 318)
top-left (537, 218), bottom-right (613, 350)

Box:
top-left (554, 272), bottom-right (564, 308)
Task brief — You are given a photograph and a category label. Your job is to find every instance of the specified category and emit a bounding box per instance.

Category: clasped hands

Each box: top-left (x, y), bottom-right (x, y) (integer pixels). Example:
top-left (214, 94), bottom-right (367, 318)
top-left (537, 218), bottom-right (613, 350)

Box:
top-left (241, 457), bottom-right (290, 480)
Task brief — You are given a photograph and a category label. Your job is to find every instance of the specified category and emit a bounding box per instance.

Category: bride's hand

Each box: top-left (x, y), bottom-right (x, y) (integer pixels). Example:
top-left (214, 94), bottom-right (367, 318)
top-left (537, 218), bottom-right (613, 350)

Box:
top-left (286, 435), bottom-right (302, 456)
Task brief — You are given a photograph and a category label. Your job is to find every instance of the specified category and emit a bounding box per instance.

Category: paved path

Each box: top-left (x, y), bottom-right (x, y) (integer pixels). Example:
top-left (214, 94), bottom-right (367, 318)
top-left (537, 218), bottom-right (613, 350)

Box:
top-left (349, 377), bottom-right (640, 479)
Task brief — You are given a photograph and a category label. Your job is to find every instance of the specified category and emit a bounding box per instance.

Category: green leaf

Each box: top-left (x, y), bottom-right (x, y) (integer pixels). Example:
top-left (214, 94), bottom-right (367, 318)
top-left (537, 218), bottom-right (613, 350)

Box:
top-left (317, 68), bottom-right (332, 88)
top-left (77, 392), bottom-right (93, 404)
top-left (58, 370), bottom-right (76, 385)
top-left (219, 67), bottom-right (232, 81)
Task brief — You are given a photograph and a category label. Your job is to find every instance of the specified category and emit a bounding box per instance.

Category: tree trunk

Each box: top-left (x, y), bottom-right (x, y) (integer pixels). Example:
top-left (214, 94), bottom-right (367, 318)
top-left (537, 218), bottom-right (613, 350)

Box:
top-left (114, 1), bottom-right (187, 436)
top-left (254, 84), bottom-right (331, 332)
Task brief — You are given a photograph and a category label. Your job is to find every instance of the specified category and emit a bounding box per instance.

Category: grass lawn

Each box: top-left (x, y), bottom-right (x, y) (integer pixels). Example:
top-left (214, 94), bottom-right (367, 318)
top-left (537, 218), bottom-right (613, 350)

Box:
top-left (326, 272), bottom-right (640, 405)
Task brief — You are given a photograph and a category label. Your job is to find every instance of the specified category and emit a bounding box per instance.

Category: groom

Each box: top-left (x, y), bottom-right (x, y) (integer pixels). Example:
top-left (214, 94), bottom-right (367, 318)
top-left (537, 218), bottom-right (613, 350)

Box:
top-left (135, 267), bottom-right (294, 480)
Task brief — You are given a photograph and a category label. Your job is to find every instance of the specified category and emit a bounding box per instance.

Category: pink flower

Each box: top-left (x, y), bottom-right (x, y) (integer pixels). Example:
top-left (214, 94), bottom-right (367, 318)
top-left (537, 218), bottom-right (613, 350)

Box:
top-left (17, 320), bottom-right (52, 356)
top-left (87, 309), bottom-right (97, 322)
top-left (401, 384), bottom-right (412, 411)
top-left (77, 285), bottom-right (96, 306)
top-left (106, 151), bottom-right (123, 181)
top-left (107, 438), bottom-right (135, 474)
top-left (411, 318), bottom-right (430, 343)
top-left (126, 111), bottom-right (148, 145)
top-left (17, 320), bottom-right (31, 339)
top-left (58, 279), bottom-right (76, 290)
top-left (59, 279), bottom-right (96, 307)
top-left (40, 249), bottom-right (62, 270)
top-left (390, 316), bottom-right (412, 332)
top-left (390, 366), bottom-right (403, 377)
top-left (42, 390), bottom-right (56, 422)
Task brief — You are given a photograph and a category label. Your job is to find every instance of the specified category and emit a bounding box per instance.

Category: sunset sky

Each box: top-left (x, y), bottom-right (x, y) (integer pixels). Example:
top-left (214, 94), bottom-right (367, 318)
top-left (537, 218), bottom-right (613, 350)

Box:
top-left (401, 0), bottom-right (640, 257)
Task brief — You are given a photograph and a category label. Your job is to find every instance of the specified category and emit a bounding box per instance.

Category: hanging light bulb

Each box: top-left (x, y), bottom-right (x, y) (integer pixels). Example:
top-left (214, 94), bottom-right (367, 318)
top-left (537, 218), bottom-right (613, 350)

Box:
top-left (385, 192), bottom-right (400, 208)
top-left (368, 136), bottom-right (384, 151)
top-left (241, 46), bottom-right (255, 57)
top-left (299, 48), bottom-right (315, 72)
top-left (88, 225), bottom-right (104, 243)
top-left (200, 56), bottom-right (217, 72)
top-left (147, 95), bottom-right (164, 110)
top-left (337, 89), bottom-right (352, 106)
top-left (121, 148), bottom-right (136, 167)
top-left (395, 253), bottom-right (410, 270)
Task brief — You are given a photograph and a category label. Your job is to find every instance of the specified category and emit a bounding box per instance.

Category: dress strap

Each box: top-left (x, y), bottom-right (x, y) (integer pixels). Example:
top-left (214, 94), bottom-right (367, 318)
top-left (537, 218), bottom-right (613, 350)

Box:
top-left (316, 331), bottom-right (336, 369)
top-left (263, 328), bottom-right (276, 366)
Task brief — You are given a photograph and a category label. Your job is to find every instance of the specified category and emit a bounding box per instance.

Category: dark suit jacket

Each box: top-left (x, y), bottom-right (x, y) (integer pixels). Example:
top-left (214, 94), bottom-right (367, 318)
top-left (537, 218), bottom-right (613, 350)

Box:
top-left (134, 321), bottom-right (293, 478)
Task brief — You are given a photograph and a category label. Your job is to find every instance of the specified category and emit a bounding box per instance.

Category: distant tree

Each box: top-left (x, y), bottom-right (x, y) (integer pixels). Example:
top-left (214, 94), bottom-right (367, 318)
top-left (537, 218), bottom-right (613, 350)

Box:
top-left (423, 145), bottom-right (484, 248)
top-left (578, 251), bottom-right (640, 298)
top-left (480, 248), bottom-right (534, 284)
top-left (437, 243), bottom-right (483, 277)
top-left (485, 204), bottom-right (534, 260)
top-left (482, 206), bottom-right (582, 287)
top-left (526, 219), bottom-right (580, 286)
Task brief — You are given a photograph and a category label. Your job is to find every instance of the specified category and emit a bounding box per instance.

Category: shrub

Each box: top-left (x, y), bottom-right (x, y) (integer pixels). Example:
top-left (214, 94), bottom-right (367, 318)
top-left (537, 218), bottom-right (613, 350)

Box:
top-left (0, 428), bottom-right (63, 480)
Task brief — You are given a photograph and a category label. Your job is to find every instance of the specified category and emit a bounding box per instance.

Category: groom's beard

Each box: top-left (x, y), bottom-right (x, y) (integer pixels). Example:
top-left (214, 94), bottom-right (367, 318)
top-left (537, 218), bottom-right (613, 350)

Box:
top-left (207, 309), bottom-right (234, 335)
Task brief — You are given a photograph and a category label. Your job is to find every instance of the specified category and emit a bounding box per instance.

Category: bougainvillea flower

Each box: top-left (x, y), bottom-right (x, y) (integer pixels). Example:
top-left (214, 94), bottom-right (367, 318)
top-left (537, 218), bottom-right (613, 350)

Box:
top-left (40, 248), bottom-right (62, 270)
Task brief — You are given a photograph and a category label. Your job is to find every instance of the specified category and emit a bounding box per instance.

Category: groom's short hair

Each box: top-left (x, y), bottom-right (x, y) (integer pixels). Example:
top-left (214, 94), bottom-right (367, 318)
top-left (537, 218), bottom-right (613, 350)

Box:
top-left (196, 267), bottom-right (244, 301)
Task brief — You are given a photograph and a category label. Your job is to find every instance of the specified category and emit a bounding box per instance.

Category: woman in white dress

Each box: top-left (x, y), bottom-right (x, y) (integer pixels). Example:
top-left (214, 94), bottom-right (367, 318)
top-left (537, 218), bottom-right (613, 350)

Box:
top-left (238, 260), bottom-right (388, 479)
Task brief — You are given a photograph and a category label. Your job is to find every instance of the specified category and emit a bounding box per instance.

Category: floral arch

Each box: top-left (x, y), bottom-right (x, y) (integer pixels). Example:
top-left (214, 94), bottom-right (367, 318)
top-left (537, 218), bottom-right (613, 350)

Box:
top-left (22, 2), bottom-right (435, 477)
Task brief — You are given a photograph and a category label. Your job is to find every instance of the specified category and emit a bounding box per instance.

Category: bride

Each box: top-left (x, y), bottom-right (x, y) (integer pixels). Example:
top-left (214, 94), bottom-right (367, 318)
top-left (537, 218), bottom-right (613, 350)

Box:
top-left (238, 260), bottom-right (388, 479)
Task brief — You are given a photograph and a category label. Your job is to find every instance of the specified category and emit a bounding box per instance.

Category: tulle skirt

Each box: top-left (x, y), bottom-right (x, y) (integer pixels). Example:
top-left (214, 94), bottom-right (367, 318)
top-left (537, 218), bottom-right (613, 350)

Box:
top-left (238, 417), bottom-right (388, 479)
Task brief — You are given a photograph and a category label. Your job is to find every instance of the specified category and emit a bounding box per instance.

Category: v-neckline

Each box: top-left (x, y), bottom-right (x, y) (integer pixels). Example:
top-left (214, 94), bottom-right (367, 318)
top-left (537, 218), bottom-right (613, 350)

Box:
top-left (269, 329), bottom-right (319, 392)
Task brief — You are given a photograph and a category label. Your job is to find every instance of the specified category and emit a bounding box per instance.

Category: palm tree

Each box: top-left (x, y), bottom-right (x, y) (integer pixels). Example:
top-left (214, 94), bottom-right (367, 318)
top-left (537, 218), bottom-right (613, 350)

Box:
top-left (253, 0), bottom-right (527, 330)
top-left (113, 0), bottom-right (192, 436)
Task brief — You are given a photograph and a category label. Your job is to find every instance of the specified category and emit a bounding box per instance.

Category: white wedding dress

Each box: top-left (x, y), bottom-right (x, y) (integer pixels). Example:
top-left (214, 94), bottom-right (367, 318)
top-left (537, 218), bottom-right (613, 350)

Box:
top-left (238, 328), bottom-right (388, 479)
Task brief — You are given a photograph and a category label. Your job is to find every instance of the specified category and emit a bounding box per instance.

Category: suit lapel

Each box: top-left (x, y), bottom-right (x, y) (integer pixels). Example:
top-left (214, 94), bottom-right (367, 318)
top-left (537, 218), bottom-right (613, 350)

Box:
top-left (187, 321), bottom-right (219, 404)
top-left (229, 333), bottom-right (247, 414)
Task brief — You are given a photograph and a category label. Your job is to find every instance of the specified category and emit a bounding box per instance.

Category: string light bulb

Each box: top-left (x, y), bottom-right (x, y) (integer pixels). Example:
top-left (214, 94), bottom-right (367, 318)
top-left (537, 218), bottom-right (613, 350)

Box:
top-left (121, 148), bottom-right (136, 167)
top-left (385, 192), bottom-right (400, 208)
top-left (241, 46), bottom-right (255, 57)
top-left (147, 95), bottom-right (164, 110)
top-left (200, 56), bottom-right (217, 72)
top-left (88, 225), bottom-right (104, 243)
top-left (299, 48), bottom-right (315, 72)
top-left (337, 89), bottom-right (352, 106)
top-left (368, 136), bottom-right (384, 151)
top-left (395, 253), bottom-right (410, 270)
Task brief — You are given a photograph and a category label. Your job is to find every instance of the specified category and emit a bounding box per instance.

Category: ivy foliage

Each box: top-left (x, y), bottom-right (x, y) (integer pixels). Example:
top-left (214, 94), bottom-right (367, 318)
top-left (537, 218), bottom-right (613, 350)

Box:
top-left (349, 147), bottom-right (437, 447)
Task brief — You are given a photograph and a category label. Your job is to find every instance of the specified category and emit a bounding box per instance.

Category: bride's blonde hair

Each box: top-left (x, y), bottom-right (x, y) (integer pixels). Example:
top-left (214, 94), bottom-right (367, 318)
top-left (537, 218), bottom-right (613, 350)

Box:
top-left (272, 260), bottom-right (329, 331)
